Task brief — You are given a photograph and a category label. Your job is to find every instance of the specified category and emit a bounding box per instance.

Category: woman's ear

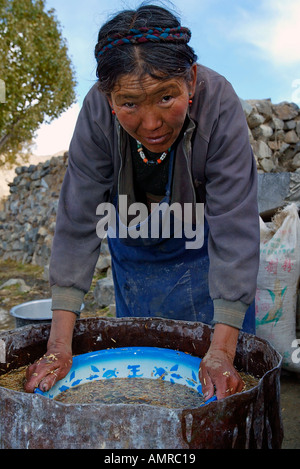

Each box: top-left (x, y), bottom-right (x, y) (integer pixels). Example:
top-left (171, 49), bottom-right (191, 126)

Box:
top-left (189, 63), bottom-right (198, 97)
top-left (107, 95), bottom-right (113, 109)
top-left (107, 95), bottom-right (116, 115)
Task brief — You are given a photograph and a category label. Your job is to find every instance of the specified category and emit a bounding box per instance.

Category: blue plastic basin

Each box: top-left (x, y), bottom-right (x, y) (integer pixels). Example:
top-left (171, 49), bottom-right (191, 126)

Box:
top-left (35, 346), bottom-right (216, 406)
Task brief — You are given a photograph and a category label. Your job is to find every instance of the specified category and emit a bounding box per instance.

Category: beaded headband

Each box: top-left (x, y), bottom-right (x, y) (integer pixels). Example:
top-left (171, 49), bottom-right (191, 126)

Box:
top-left (97, 26), bottom-right (191, 60)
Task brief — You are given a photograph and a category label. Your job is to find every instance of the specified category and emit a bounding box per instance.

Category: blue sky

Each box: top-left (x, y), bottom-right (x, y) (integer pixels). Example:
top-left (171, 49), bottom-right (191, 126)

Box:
top-left (34, 0), bottom-right (300, 155)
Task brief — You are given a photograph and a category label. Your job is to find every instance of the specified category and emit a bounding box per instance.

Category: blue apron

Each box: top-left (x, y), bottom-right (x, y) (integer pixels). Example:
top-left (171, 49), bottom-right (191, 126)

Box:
top-left (107, 150), bottom-right (255, 334)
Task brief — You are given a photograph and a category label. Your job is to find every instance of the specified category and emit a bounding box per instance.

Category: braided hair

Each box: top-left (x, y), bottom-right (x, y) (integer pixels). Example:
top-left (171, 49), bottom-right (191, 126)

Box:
top-left (94, 4), bottom-right (198, 95)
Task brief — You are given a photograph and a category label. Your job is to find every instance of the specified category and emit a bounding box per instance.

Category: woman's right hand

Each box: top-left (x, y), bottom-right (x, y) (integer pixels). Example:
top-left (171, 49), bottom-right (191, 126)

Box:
top-left (24, 345), bottom-right (73, 393)
top-left (24, 309), bottom-right (77, 393)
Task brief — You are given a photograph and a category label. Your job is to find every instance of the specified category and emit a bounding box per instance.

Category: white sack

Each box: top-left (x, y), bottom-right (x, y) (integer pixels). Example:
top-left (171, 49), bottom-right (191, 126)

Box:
top-left (255, 203), bottom-right (300, 372)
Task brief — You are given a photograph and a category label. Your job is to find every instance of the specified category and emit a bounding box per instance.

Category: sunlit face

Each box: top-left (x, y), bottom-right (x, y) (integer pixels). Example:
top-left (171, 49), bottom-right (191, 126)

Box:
top-left (108, 65), bottom-right (197, 153)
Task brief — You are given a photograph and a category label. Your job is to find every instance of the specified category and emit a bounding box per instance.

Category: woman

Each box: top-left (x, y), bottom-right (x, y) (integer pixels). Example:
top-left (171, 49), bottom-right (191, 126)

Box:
top-left (25, 5), bottom-right (260, 401)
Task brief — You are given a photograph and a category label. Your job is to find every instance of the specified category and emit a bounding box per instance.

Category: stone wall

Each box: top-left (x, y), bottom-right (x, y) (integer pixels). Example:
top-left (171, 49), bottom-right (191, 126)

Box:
top-left (240, 98), bottom-right (300, 173)
top-left (0, 153), bottom-right (67, 266)
top-left (0, 98), bottom-right (300, 270)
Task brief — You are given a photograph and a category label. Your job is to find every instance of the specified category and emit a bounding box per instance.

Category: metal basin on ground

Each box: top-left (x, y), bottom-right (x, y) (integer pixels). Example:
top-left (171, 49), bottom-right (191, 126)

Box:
top-left (10, 299), bottom-right (84, 328)
top-left (10, 299), bottom-right (53, 328)
top-left (0, 317), bottom-right (283, 449)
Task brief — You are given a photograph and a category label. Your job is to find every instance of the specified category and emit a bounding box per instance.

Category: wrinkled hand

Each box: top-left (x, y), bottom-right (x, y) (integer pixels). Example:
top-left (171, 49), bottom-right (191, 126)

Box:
top-left (24, 309), bottom-right (76, 393)
top-left (199, 348), bottom-right (245, 401)
top-left (24, 345), bottom-right (72, 393)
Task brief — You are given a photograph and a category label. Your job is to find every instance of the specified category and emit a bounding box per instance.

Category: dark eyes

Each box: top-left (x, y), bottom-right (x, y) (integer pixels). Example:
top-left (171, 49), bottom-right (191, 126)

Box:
top-left (122, 95), bottom-right (174, 109)
top-left (161, 95), bottom-right (173, 103)
top-left (124, 102), bottom-right (136, 108)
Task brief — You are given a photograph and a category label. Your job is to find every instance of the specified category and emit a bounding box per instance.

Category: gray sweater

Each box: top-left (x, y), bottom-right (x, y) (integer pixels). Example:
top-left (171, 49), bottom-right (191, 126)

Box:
top-left (50, 64), bottom-right (260, 329)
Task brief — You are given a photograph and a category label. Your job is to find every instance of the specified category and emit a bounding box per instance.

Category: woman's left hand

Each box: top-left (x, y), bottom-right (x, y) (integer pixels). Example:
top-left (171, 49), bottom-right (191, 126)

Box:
top-left (199, 323), bottom-right (245, 401)
top-left (199, 348), bottom-right (244, 401)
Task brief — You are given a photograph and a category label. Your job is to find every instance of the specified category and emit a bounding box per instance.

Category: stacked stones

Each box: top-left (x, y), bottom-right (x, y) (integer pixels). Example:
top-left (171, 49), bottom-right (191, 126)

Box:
top-left (241, 98), bottom-right (300, 173)
top-left (0, 153), bottom-right (68, 266)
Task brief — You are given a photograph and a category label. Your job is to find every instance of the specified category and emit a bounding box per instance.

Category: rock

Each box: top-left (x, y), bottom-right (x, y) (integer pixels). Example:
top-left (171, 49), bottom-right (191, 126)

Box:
top-left (284, 130), bottom-right (299, 144)
top-left (12, 240), bottom-right (24, 251)
top-left (272, 117), bottom-right (285, 130)
top-left (106, 267), bottom-right (113, 278)
top-left (40, 178), bottom-right (49, 190)
top-left (247, 99), bottom-right (273, 120)
top-left (248, 127), bottom-right (254, 144)
top-left (108, 304), bottom-right (116, 316)
top-left (0, 278), bottom-right (31, 293)
top-left (94, 277), bottom-right (115, 308)
top-left (268, 141), bottom-right (281, 151)
top-left (252, 124), bottom-right (273, 140)
top-left (38, 227), bottom-right (48, 237)
top-left (43, 264), bottom-right (49, 281)
top-left (252, 140), bottom-right (273, 159)
top-left (44, 234), bottom-right (53, 248)
top-left (284, 120), bottom-right (296, 130)
top-left (274, 101), bottom-right (299, 121)
top-left (279, 142), bottom-right (290, 154)
top-left (0, 308), bottom-right (8, 320)
top-left (95, 254), bottom-right (111, 272)
top-left (259, 157), bottom-right (276, 172)
top-left (292, 153), bottom-right (300, 170)
top-left (247, 112), bottom-right (265, 129)
top-left (31, 170), bottom-right (42, 181)
top-left (239, 98), bottom-right (253, 117)
top-left (291, 142), bottom-right (300, 157)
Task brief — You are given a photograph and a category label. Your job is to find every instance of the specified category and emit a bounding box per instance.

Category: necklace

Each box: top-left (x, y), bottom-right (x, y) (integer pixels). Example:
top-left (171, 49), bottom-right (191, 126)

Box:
top-left (136, 140), bottom-right (170, 165)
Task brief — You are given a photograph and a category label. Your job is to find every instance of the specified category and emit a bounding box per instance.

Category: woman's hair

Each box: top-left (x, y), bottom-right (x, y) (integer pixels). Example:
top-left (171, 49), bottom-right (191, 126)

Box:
top-left (94, 4), bottom-right (198, 95)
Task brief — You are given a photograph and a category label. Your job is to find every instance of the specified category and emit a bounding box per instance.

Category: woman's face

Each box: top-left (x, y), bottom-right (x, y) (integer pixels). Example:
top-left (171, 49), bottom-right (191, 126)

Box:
top-left (109, 64), bottom-right (197, 153)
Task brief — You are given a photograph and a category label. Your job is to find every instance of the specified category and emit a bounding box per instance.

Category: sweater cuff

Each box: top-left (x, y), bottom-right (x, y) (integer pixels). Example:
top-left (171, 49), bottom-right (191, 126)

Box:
top-left (51, 285), bottom-right (85, 318)
top-left (213, 299), bottom-right (249, 330)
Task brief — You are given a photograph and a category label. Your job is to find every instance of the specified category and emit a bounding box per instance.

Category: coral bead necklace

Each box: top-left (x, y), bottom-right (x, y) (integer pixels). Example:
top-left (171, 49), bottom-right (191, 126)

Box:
top-left (136, 140), bottom-right (171, 165)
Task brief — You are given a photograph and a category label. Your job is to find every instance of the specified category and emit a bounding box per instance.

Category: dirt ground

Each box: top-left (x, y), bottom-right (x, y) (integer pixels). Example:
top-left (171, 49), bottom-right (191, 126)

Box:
top-left (0, 259), bottom-right (299, 449)
top-left (0, 259), bottom-right (112, 331)
top-left (280, 371), bottom-right (300, 449)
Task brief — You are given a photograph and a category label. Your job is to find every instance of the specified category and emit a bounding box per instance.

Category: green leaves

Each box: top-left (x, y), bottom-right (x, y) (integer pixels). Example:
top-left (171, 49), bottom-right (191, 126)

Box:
top-left (0, 0), bottom-right (76, 166)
